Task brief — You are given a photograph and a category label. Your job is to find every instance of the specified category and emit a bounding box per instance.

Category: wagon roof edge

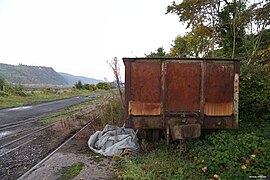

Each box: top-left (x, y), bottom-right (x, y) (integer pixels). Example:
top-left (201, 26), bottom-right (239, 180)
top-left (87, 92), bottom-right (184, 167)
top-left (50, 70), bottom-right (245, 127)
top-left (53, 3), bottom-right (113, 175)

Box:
top-left (122, 57), bottom-right (241, 62)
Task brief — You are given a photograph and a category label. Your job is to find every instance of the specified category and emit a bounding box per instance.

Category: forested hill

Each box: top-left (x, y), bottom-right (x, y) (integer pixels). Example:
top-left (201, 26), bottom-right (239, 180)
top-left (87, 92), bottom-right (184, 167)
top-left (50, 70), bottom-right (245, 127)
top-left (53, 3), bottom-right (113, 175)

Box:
top-left (0, 63), bottom-right (68, 85)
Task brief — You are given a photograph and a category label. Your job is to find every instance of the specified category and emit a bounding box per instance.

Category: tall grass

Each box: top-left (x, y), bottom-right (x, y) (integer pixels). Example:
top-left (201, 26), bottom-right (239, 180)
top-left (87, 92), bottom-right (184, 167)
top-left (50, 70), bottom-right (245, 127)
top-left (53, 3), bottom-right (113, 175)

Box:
top-left (99, 96), bottom-right (124, 127)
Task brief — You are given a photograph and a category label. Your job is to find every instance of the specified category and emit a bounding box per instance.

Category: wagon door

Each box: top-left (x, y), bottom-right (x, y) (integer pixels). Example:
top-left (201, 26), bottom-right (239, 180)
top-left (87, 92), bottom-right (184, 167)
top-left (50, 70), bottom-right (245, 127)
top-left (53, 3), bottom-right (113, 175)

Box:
top-left (204, 62), bottom-right (234, 116)
top-left (166, 61), bottom-right (201, 113)
top-left (129, 61), bottom-right (162, 116)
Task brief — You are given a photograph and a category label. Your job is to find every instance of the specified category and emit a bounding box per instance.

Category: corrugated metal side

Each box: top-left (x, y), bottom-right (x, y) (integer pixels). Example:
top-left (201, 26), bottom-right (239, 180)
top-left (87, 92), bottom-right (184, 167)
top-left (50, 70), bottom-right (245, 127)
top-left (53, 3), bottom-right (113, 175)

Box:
top-left (204, 63), bottom-right (234, 116)
top-left (166, 62), bottom-right (201, 112)
top-left (130, 61), bottom-right (162, 115)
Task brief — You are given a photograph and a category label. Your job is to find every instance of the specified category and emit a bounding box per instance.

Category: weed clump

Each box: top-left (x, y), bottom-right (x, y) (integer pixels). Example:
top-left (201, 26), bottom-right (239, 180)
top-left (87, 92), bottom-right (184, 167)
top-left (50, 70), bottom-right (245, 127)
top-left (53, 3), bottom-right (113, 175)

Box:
top-left (60, 162), bottom-right (84, 180)
top-left (99, 96), bottom-right (124, 126)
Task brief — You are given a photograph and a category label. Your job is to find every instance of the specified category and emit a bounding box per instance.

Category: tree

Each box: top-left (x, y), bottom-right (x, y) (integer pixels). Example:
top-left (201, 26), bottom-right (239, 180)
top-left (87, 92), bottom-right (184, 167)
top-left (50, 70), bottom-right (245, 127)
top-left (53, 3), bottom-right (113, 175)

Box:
top-left (169, 25), bottom-right (212, 58)
top-left (75, 80), bottom-right (83, 89)
top-left (167, 0), bottom-right (222, 56)
top-left (0, 76), bottom-right (5, 91)
top-left (216, 0), bottom-right (247, 58)
top-left (107, 57), bottom-right (124, 107)
top-left (169, 35), bottom-right (189, 57)
top-left (145, 47), bottom-right (167, 57)
top-left (167, 0), bottom-right (270, 58)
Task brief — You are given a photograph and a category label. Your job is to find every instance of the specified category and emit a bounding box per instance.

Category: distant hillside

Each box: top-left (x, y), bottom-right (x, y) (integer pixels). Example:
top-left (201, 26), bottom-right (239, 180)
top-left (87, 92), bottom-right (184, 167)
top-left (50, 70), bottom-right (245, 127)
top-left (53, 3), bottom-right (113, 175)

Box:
top-left (0, 63), bottom-right (68, 85)
top-left (59, 72), bottom-right (102, 85)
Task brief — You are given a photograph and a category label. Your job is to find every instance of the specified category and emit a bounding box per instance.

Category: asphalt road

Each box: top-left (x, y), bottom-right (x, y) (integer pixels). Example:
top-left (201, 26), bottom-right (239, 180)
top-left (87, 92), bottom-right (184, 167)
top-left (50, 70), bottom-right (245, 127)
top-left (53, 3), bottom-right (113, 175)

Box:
top-left (0, 97), bottom-right (91, 126)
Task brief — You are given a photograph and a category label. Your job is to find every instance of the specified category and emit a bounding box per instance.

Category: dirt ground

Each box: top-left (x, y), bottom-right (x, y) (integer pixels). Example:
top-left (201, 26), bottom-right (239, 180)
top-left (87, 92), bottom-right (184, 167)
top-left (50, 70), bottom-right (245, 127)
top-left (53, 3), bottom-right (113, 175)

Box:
top-left (23, 121), bottom-right (116, 180)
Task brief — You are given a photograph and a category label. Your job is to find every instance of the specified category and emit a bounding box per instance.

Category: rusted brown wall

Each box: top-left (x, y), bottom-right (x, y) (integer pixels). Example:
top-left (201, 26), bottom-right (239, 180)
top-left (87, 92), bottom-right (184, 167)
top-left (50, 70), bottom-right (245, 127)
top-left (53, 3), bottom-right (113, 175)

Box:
top-left (205, 63), bottom-right (234, 116)
top-left (166, 62), bottom-right (201, 112)
top-left (129, 61), bottom-right (162, 115)
top-left (123, 58), bottom-right (239, 130)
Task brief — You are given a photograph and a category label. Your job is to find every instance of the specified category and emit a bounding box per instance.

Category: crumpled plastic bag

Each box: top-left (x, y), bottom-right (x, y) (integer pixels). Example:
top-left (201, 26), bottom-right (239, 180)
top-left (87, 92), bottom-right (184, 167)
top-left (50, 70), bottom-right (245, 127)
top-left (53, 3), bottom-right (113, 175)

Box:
top-left (88, 124), bottom-right (139, 156)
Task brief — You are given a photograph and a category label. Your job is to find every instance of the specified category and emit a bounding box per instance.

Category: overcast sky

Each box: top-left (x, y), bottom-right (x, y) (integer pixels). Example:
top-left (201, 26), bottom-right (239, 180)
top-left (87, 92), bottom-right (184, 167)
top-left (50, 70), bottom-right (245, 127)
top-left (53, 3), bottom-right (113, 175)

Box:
top-left (0, 0), bottom-right (186, 81)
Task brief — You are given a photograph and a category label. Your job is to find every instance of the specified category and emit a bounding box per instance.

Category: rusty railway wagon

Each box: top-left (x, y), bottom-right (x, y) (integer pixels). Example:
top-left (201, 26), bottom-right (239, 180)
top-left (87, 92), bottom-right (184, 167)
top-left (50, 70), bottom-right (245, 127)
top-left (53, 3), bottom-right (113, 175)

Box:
top-left (123, 57), bottom-right (240, 141)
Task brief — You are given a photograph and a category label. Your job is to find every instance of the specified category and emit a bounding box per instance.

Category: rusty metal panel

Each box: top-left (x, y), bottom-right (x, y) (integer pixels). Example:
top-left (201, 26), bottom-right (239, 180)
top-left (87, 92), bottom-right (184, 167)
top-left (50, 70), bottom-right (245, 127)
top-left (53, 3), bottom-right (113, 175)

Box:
top-left (123, 58), bottom-right (240, 133)
top-left (132, 117), bottom-right (164, 129)
top-left (202, 116), bottom-right (234, 129)
top-left (129, 101), bottom-right (161, 115)
top-left (166, 62), bottom-right (201, 112)
top-left (130, 61), bottom-right (162, 115)
top-left (171, 124), bottom-right (201, 140)
top-left (205, 102), bottom-right (233, 116)
top-left (205, 63), bottom-right (234, 116)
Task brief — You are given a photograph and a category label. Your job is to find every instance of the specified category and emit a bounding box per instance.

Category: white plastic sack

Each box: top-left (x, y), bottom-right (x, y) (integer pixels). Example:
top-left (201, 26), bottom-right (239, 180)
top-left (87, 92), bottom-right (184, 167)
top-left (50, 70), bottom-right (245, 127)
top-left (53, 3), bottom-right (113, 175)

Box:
top-left (88, 124), bottom-right (140, 156)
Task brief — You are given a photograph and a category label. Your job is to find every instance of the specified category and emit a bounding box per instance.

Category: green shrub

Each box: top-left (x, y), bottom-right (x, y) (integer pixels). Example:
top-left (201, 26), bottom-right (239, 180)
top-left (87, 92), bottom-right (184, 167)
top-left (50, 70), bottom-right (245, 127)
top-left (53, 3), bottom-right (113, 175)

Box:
top-left (240, 60), bottom-right (270, 119)
top-left (83, 84), bottom-right (97, 91)
top-left (0, 91), bottom-right (9, 97)
top-left (115, 119), bottom-right (270, 179)
top-left (96, 82), bottom-right (112, 90)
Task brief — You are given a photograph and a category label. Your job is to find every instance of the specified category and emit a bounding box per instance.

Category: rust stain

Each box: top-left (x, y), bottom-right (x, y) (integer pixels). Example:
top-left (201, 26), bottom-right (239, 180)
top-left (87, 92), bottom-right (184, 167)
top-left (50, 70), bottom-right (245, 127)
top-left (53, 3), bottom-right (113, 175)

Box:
top-left (131, 62), bottom-right (161, 103)
top-left (205, 63), bottom-right (234, 103)
top-left (129, 101), bottom-right (161, 115)
top-left (132, 117), bottom-right (164, 129)
top-left (166, 62), bottom-right (201, 111)
top-left (204, 102), bottom-right (233, 116)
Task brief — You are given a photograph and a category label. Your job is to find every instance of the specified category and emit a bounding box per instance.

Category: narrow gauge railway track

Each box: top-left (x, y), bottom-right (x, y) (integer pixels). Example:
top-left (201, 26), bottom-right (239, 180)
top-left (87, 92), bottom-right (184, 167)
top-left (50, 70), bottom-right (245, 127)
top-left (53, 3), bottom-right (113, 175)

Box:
top-left (18, 115), bottom-right (100, 180)
top-left (0, 105), bottom-right (96, 157)
top-left (0, 107), bottom-right (101, 180)
top-left (0, 121), bottom-right (58, 156)
top-left (0, 108), bottom-right (81, 145)
top-left (0, 93), bottom-right (111, 180)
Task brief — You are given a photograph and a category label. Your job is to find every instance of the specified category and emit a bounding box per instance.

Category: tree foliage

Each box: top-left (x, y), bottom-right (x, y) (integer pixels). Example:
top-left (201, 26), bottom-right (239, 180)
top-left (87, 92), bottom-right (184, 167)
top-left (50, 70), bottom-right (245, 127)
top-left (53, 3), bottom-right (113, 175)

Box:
top-left (0, 76), bottom-right (5, 91)
top-left (83, 84), bottom-right (97, 91)
top-left (169, 25), bottom-right (212, 57)
top-left (74, 80), bottom-right (83, 89)
top-left (145, 47), bottom-right (167, 57)
top-left (167, 0), bottom-right (270, 58)
top-left (240, 60), bottom-right (270, 118)
top-left (96, 82), bottom-right (112, 90)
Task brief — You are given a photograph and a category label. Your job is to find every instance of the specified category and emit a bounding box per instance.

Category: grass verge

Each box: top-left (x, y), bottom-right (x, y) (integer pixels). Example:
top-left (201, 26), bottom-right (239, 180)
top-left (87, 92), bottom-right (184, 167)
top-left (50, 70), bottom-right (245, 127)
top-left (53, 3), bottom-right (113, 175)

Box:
top-left (39, 110), bottom-right (80, 124)
top-left (0, 89), bottom-right (107, 109)
top-left (38, 92), bottom-right (113, 124)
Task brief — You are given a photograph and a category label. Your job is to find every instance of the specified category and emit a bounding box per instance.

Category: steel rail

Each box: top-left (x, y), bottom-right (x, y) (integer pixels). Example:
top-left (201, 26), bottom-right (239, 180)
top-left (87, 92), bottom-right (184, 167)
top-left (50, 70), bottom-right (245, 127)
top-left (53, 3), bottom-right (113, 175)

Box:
top-left (18, 115), bottom-right (100, 180)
